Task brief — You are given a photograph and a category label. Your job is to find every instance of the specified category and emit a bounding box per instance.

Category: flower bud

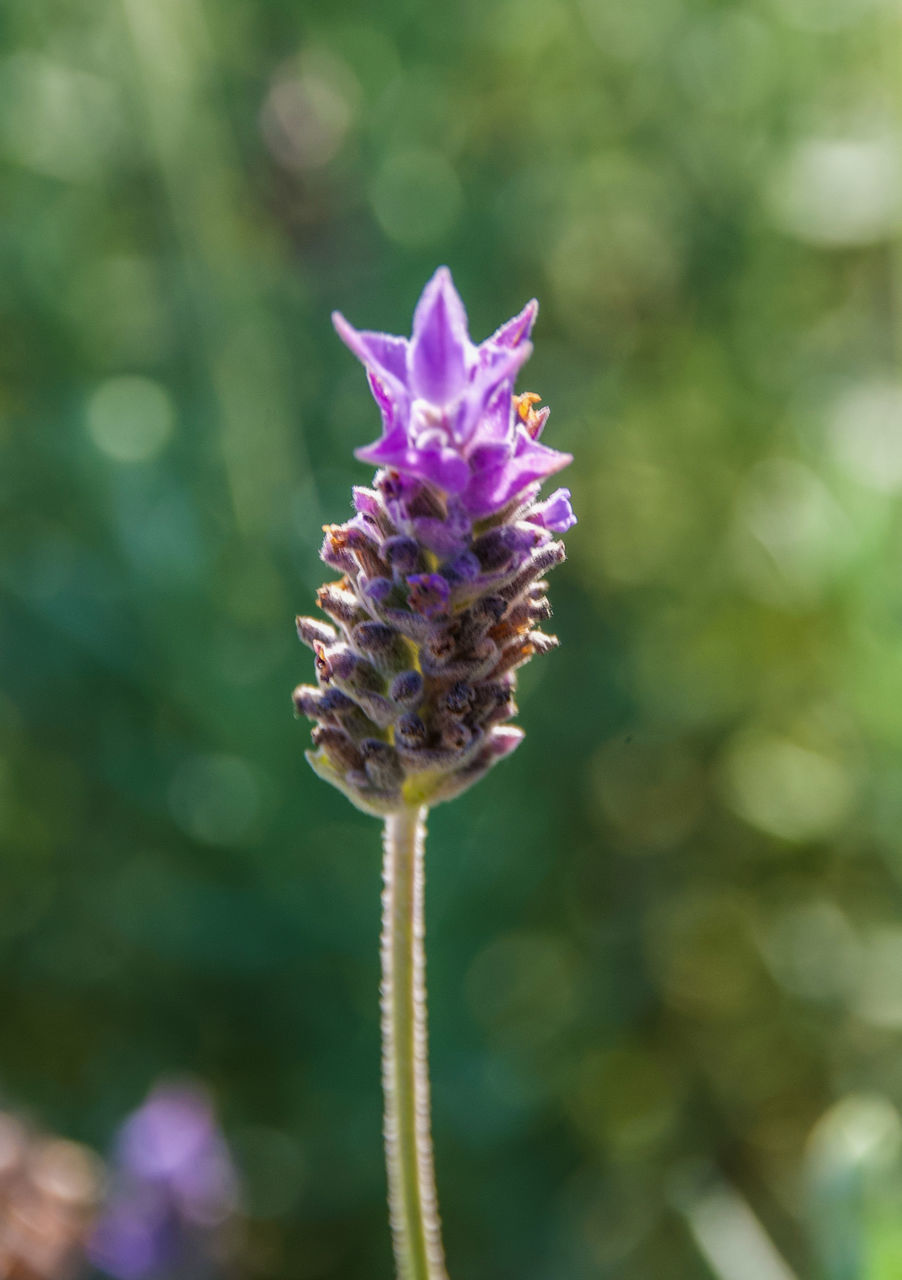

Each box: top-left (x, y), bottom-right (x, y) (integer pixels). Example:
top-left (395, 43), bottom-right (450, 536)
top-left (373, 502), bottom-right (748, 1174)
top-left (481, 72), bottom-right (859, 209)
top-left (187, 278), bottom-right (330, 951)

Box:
top-left (296, 616), bottom-right (337, 650)
top-left (389, 670), bottom-right (425, 707)
top-left (384, 536), bottom-right (421, 574)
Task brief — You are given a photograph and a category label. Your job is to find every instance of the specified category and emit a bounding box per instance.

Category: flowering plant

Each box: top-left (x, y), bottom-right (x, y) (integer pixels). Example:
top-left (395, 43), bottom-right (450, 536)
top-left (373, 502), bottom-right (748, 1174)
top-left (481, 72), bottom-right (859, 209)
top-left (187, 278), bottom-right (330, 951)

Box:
top-left (294, 268), bottom-right (574, 1278)
top-left (89, 1082), bottom-right (239, 1280)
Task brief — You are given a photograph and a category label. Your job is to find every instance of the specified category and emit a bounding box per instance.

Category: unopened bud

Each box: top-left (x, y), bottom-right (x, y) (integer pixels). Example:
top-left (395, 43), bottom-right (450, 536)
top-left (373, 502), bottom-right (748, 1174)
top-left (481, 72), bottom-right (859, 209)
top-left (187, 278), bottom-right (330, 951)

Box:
top-left (293, 685), bottom-right (326, 719)
top-left (396, 713), bottom-right (428, 748)
top-left (361, 740), bottom-right (403, 790)
top-left (384, 537), bottom-right (421, 574)
top-left (389, 670), bottom-right (425, 707)
top-left (311, 725), bottom-right (364, 773)
top-left (353, 621), bottom-right (411, 672)
top-left (320, 527), bottom-right (357, 573)
top-left (499, 541), bottom-right (565, 602)
top-left (444, 682), bottom-right (473, 715)
top-left (297, 616), bottom-right (337, 650)
top-left (472, 525), bottom-right (539, 572)
top-left (352, 486), bottom-right (383, 519)
top-left (317, 584), bottom-right (365, 627)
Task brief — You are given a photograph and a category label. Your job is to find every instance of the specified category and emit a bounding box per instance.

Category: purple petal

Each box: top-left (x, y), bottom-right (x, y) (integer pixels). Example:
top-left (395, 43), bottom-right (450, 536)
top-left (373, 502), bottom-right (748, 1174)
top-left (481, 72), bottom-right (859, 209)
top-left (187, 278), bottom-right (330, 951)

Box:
top-left (469, 384), bottom-right (516, 448)
top-left (458, 438), bottom-right (515, 516)
top-left (528, 487), bottom-right (577, 532)
top-left (355, 430), bottom-right (411, 470)
top-left (367, 370), bottom-right (405, 434)
top-left (471, 339), bottom-right (533, 384)
top-left (409, 446), bottom-right (471, 494)
top-left (352, 486), bottom-right (381, 517)
top-left (358, 438), bottom-right (470, 495)
top-left (459, 464), bottom-right (511, 519)
top-left (488, 298), bottom-right (538, 349)
top-left (462, 429), bottom-right (572, 517)
top-left (332, 313), bottom-right (409, 390)
top-left (375, 469), bottom-right (422, 524)
top-left (501, 428), bottom-right (572, 492)
top-left (407, 267), bottom-right (471, 406)
top-left (468, 440), bottom-right (510, 472)
top-left (455, 343), bottom-right (531, 447)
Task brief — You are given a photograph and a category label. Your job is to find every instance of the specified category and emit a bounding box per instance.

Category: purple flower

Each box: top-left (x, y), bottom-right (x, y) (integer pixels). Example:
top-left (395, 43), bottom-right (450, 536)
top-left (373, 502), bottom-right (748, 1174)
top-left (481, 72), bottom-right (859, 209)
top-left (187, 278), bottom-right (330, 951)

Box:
top-left (89, 1082), bottom-right (240, 1280)
top-left (527, 487), bottom-right (577, 533)
top-left (332, 268), bottom-right (572, 517)
top-left (295, 269), bottom-right (575, 815)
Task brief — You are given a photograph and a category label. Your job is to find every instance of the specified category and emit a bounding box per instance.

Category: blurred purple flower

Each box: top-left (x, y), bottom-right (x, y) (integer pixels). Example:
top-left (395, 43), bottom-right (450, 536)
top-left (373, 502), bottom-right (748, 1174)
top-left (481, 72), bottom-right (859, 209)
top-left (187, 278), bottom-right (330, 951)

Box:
top-left (333, 267), bottom-right (572, 517)
top-left (89, 1082), bottom-right (240, 1280)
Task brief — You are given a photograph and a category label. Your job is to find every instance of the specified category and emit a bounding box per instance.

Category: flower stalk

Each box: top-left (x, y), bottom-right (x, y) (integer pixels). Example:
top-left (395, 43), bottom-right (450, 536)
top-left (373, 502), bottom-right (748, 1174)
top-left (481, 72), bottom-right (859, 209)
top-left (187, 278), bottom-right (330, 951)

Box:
top-left (381, 806), bottom-right (448, 1280)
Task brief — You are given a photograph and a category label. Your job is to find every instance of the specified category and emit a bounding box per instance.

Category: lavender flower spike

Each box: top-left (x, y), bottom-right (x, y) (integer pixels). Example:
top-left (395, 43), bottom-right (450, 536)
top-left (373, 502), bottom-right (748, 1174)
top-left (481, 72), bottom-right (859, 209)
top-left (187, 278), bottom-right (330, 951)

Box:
top-left (294, 269), bottom-right (575, 1280)
top-left (297, 267), bottom-right (575, 816)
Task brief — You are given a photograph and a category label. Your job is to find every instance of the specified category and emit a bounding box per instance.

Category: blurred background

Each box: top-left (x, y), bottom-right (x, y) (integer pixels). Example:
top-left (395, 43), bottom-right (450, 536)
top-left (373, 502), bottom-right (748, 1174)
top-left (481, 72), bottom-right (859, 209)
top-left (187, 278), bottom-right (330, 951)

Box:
top-left (2, 0), bottom-right (902, 1275)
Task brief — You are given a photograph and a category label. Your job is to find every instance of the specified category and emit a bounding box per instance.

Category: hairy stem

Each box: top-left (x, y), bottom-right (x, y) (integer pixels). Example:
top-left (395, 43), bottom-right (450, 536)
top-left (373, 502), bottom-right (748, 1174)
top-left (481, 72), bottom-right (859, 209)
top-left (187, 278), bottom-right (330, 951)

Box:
top-left (381, 807), bottom-right (449, 1280)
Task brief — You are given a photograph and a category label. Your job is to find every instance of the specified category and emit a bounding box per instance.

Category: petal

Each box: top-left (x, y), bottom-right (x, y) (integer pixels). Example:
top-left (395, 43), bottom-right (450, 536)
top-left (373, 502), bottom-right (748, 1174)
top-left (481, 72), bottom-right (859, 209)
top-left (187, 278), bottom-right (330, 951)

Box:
top-left (357, 437), bottom-right (471, 496)
top-left (367, 370), bottom-right (394, 414)
top-left (367, 371), bottom-right (404, 436)
top-left (528, 486), bottom-right (577, 532)
top-left (488, 298), bottom-right (538, 349)
top-left (407, 267), bottom-right (471, 406)
top-left (354, 377), bottom-right (410, 467)
top-left (472, 337), bottom-right (533, 381)
top-left (496, 431), bottom-right (573, 503)
top-left (468, 440), bottom-right (511, 471)
top-left (412, 447), bottom-right (471, 494)
top-left (332, 312), bottom-right (409, 390)
top-left (355, 432), bottom-right (410, 469)
top-left (472, 383), bottom-right (516, 446)
top-left (462, 428), bottom-right (572, 516)
top-left (458, 462), bottom-right (511, 518)
top-left (456, 343), bottom-right (532, 447)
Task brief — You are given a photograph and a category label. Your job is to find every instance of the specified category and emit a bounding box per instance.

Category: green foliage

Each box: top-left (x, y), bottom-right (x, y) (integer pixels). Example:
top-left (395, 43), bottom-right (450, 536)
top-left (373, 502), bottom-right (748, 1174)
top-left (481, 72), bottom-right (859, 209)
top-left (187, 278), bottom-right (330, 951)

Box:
top-left (2, 0), bottom-right (901, 1275)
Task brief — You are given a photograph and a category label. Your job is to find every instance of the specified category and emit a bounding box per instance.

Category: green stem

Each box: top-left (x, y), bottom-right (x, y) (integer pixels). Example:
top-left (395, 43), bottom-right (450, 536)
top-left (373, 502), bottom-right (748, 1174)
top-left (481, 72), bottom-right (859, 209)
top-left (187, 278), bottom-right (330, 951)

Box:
top-left (381, 806), bottom-right (449, 1280)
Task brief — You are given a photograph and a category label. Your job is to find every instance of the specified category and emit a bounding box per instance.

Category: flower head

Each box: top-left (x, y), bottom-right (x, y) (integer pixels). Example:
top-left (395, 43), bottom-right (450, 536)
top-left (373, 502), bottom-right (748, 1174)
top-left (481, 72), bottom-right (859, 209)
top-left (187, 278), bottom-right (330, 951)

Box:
top-left (296, 269), bottom-right (575, 814)
top-left (332, 267), bottom-right (572, 517)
